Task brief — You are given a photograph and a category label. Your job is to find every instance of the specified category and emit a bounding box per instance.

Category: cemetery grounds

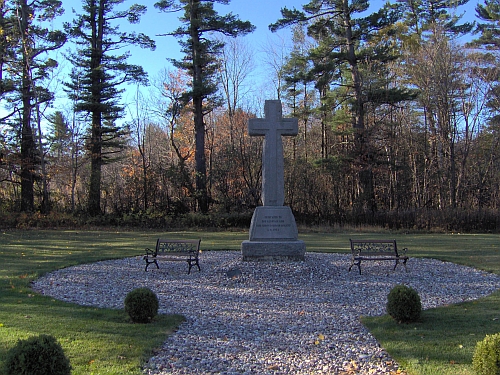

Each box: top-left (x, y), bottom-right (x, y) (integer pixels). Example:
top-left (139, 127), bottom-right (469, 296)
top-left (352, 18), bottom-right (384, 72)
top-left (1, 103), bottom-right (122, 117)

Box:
top-left (0, 229), bottom-right (498, 375)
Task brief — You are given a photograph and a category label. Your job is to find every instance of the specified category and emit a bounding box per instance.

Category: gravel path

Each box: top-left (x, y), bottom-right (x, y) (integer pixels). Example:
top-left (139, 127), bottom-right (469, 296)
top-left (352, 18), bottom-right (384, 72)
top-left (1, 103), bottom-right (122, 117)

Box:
top-left (32, 251), bottom-right (500, 375)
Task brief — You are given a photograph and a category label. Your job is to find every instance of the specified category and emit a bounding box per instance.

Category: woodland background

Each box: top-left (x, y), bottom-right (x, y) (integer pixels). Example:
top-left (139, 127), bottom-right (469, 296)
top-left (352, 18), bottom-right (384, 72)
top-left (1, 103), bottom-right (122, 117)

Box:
top-left (1, 0), bottom-right (499, 232)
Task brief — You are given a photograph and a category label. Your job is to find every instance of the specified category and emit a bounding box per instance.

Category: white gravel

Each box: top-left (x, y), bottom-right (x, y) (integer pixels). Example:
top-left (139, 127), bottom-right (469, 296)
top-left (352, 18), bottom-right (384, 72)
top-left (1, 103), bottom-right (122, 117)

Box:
top-left (31, 251), bottom-right (500, 375)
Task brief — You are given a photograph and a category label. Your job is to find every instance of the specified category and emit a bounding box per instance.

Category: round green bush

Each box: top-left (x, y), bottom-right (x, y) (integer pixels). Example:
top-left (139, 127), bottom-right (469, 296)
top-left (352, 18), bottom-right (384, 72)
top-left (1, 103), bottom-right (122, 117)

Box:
top-left (4, 334), bottom-right (71, 375)
top-left (124, 287), bottom-right (159, 323)
top-left (386, 284), bottom-right (422, 323)
top-left (473, 333), bottom-right (500, 375)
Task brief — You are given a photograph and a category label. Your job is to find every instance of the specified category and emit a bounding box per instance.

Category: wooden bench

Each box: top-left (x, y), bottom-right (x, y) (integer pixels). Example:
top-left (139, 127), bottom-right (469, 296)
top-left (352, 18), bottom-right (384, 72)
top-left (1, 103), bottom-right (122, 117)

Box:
top-left (349, 239), bottom-right (408, 274)
top-left (144, 239), bottom-right (201, 274)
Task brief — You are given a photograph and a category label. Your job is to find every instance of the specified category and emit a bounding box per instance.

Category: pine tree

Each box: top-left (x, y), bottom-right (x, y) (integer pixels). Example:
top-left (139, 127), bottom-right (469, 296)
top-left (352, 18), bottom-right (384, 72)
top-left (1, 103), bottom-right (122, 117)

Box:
top-left (472, 0), bottom-right (500, 132)
top-left (399, 0), bottom-right (473, 38)
top-left (281, 25), bottom-right (315, 161)
top-left (155, 0), bottom-right (255, 213)
top-left (0, 0), bottom-right (17, 103)
top-left (271, 0), bottom-right (415, 216)
top-left (398, 0), bottom-right (473, 209)
top-left (64, 0), bottom-right (155, 216)
top-left (1, 0), bottom-right (66, 212)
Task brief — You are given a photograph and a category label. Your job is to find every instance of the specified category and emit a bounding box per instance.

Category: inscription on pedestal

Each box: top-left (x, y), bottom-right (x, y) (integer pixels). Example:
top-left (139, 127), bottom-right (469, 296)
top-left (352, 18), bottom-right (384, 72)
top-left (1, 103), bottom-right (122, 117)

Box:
top-left (257, 215), bottom-right (289, 232)
top-left (249, 206), bottom-right (298, 241)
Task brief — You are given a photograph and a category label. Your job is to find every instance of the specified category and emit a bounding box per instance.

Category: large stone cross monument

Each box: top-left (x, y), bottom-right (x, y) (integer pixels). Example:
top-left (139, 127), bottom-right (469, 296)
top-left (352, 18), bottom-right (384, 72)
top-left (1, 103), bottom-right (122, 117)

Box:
top-left (241, 100), bottom-right (306, 261)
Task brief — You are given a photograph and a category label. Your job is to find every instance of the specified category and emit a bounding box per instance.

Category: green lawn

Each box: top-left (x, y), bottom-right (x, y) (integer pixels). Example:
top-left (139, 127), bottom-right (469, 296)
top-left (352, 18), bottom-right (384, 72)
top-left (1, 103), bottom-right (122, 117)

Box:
top-left (0, 229), bottom-right (499, 374)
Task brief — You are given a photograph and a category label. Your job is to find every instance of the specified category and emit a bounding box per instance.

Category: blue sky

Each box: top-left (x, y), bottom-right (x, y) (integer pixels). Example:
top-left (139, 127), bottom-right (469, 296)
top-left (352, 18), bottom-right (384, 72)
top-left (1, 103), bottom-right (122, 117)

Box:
top-left (122, 0), bottom-right (311, 95)
top-left (118, 0), bottom-right (479, 75)
top-left (56, 0), bottom-right (481, 115)
top-left (57, 0), bottom-right (308, 111)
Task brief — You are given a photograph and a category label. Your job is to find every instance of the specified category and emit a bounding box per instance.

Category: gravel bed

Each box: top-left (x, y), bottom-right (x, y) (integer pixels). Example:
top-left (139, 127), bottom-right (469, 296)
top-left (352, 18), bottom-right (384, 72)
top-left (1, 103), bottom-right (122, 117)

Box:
top-left (32, 251), bottom-right (500, 375)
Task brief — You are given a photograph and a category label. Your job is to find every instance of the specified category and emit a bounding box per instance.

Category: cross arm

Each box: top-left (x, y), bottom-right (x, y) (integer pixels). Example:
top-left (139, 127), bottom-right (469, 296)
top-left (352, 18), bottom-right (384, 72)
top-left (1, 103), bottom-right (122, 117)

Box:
top-left (248, 118), bottom-right (298, 136)
top-left (280, 118), bottom-right (299, 136)
top-left (248, 118), bottom-right (268, 136)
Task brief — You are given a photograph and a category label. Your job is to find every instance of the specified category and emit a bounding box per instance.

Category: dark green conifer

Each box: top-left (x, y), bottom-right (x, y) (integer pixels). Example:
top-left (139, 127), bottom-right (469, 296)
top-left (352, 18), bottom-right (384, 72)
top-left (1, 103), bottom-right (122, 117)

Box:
top-left (64, 0), bottom-right (155, 216)
top-left (155, 0), bottom-right (255, 213)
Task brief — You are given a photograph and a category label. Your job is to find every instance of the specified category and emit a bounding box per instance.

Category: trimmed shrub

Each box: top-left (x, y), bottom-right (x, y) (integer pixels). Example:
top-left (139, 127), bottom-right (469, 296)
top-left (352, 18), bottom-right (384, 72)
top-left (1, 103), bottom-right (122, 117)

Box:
top-left (473, 332), bottom-right (500, 375)
top-left (4, 334), bottom-right (71, 375)
top-left (124, 287), bottom-right (159, 323)
top-left (386, 284), bottom-right (422, 323)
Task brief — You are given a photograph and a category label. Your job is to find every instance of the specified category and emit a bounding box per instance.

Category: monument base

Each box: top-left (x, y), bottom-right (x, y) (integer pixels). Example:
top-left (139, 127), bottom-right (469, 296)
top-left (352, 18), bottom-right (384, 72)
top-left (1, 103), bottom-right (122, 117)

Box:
top-left (241, 240), bottom-right (306, 261)
top-left (241, 206), bottom-right (306, 261)
top-left (248, 206), bottom-right (298, 241)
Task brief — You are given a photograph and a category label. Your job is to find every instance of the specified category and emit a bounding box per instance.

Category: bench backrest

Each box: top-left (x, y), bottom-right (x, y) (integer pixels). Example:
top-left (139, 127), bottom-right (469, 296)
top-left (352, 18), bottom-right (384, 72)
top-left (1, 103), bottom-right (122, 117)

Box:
top-left (155, 239), bottom-right (201, 255)
top-left (350, 239), bottom-right (398, 256)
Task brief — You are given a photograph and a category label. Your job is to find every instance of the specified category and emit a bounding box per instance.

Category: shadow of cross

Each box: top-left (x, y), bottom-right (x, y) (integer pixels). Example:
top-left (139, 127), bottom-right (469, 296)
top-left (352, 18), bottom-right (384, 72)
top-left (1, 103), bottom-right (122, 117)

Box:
top-left (248, 100), bottom-right (298, 206)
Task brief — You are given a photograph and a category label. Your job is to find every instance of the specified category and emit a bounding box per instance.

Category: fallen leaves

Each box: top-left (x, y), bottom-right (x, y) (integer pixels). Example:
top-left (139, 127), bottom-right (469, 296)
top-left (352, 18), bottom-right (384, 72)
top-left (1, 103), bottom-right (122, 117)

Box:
top-left (314, 333), bottom-right (325, 345)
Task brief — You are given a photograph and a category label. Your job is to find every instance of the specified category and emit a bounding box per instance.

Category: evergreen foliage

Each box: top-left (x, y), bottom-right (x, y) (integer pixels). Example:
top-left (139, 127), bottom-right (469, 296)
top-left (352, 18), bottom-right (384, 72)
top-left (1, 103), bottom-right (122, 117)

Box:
top-left (399, 0), bottom-right (473, 37)
top-left (471, 0), bottom-right (500, 130)
top-left (472, 332), bottom-right (500, 375)
top-left (0, 0), bottom-right (500, 232)
top-left (64, 0), bottom-right (155, 216)
top-left (271, 0), bottom-right (417, 216)
top-left (386, 284), bottom-right (422, 323)
top-left (155, 0), bottom-right (255, 213)
top-left (0, 0), bottom-right (66, 213)
top-left (4, 334), bottom-right (71, 375)
top-left (124, 287), bottom-right (160, 323)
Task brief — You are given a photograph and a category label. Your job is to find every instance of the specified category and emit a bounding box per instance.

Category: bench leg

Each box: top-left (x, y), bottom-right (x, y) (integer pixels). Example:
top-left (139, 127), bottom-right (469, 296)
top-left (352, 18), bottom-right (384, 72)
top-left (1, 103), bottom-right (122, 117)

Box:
top-left (144, 259), bottom-right (159, 272)
top-left (348, 260), bottom-right (362, 275)
top-left (393, 258), bottom-right (409, 272)
top-left (186, 258), bottom-right (201, 275)
top-left (402, 258), bottom-right (408, 272)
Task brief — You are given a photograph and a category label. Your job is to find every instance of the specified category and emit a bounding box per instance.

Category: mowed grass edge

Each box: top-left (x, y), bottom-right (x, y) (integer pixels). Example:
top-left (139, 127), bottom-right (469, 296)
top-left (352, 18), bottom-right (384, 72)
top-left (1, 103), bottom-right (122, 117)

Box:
top-left (0, 229), bottom-right (499, 374)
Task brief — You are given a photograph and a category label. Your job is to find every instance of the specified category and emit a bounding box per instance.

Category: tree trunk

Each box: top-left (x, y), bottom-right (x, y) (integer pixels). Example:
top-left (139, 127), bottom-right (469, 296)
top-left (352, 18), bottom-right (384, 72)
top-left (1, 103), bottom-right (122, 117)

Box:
top-left (87, 0), bottom-right (104, 216)
top-left (20, 107), bottom-right (35, 212)
top-left (20, 0), bottom-right (35, 213)
top-left (190, 0), bottom-right (209, 213)
top-left (342, 0), bottom-right (374, 216)
top-left (88, 112), bottom-right (102, 216)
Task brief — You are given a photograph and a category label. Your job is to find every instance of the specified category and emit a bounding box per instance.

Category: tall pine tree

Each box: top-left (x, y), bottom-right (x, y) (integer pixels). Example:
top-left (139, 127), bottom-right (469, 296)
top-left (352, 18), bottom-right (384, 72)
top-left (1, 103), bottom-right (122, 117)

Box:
top-left (399, 0), bottom-right (473, 39)
top-left (2, 0), bottom-right (65, 212)
top-left (65, 0), bottom-right (155, 216)
top-left (271, 0), bottom-right (415, 216)
top-left (473, 0), bottom-right (500, 128)
top-left (155, 0), bottom-right (254, 213)
top-left (0, 0), bottom-right (17, 103)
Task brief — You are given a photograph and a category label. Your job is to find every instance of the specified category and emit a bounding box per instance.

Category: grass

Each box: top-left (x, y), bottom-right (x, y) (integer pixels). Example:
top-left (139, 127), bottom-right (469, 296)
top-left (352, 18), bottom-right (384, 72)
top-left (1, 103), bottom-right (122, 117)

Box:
top-left (0, 229), bottom-right (499, 374)
top-left (0, 230), bottom-right (188, 375)
top-left (362, 292), bottom-right (500, 375)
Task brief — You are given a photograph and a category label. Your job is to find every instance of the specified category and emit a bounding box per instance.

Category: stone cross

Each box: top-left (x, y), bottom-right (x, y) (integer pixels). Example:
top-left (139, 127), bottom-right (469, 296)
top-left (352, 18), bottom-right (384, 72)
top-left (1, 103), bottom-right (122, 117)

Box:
top-left (249, 100), bottom-right (298, 206)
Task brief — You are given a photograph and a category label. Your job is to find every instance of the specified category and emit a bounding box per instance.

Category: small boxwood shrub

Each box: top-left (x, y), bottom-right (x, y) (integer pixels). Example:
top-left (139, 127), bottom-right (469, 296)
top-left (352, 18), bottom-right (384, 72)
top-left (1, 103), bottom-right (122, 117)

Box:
top-left (4, 334), bottom-right (71, 375)
top-left (124, 287), bottom-right (159, 323)
top-left (473, 332), bottom-right (500, 375)
top-left (386, 284), bottom-right (422, 323)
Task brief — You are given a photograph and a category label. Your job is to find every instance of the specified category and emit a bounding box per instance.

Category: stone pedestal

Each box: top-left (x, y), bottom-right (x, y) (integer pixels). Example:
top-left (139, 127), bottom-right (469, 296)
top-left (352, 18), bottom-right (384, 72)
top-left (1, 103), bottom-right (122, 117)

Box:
top-left (241, 206), bottom-right (306, 261)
